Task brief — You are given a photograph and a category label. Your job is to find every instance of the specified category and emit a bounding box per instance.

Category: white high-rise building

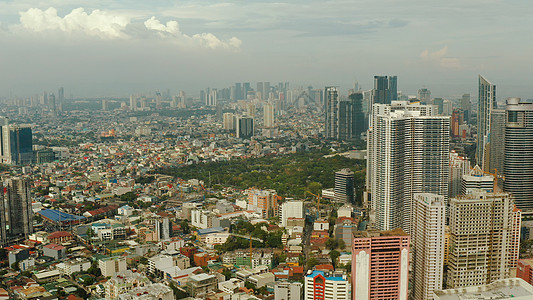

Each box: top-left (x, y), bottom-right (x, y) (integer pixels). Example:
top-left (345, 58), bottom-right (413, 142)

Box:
top-left (412, 193), bottom-right (446, 300)
top-left (223, 113), bottom-right (235, 131)
top-left (264, 103), bottom-right (275, 128)
top-left (447, 191), bottom-right (521, 289)
top-left (281, 201), bottom-right (304, 227)
top-left (449, 151), bottom-right (471, 198)
top-left (367, 101), bottom-right (449, 233)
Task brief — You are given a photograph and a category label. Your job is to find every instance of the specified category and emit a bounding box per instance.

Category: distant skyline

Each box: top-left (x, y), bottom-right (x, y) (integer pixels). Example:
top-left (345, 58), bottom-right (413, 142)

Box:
top-left (1, 0), bottom-right (533, 100)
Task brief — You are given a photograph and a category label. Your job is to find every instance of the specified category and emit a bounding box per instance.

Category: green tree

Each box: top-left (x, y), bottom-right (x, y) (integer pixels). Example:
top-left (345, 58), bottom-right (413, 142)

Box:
top-left (75, 288), bottom-right (88, 299)
top-left (325, 238), bottom-right (338, 250)
top-left (338, 239), bottom-right (346, 250)
top-left (307, 257), bottom-right (319, 269)
top-left (83, 277), bottom-right (95, 285)
top-left (222, 268), bottom-right (232, 280)
top-left (11, 262), bottom-right (20, 271)
top-left (329, 250), bottom-right (340, 267)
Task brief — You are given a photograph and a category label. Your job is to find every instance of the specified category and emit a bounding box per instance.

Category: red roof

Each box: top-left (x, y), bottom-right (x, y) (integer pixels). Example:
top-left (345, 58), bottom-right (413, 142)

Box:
top-left (48, 231), bottom-right (73, 239)
top-left (43, 243), bottom-right (65, 251)
top-left (315, 264), bottom-right (334, 271)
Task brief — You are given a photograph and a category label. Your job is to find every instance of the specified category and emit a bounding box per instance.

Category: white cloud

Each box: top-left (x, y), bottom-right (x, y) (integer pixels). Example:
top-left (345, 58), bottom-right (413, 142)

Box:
top-left (15, 8), bottom-right (241, 51)
top-left (19, 7), bottom-right (130, 38)
top-left (144, 16), bottom-right (241, 51)
top-left (420, 46), bottom-right (461, 69)
top-left (144, 16), bottom-right (179, 34)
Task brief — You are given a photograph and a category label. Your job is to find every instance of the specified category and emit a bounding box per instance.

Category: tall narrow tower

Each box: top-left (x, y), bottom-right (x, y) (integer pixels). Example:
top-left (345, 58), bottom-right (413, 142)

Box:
top-left (412, 193), bottom-right (446, 300)
top-left (504, 97), bottom-right (533, 210)
top-left (6, 177), bottom-right (33, 241)
top-left (477, 75), bottom-right (496, 169)
top-left (324, 86), bottom-right (339, 139)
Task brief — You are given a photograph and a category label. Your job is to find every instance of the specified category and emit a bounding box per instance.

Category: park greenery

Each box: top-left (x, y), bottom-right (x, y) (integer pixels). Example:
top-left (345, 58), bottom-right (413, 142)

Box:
top-left (214, 220), bottom-right (284, 253)
top-left (155, 149), bottom-right (366, 202)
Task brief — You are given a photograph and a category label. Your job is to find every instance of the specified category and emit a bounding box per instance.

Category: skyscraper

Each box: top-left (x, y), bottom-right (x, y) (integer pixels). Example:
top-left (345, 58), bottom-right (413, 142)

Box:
top-left (263, 103), bottom-right (274, 128)
top-left (461, 94), bottom-right (472, 123)
top-left (388, 75), bottom-right (398, 102)
top-left (338, 92), bottom-right (365, 140)
top-left (58, 87), bottom-right (64, 112)
top-left (504, 97), bottom-right (533, 210)
top-left (49, 93), bottom-right (56, 114)
top-left (487, 109), bottom-right (505, 174)
top-left (418, 88), bottom-right (431, 104)
top-left (447, 191), bottom-right (520, 288)
top-left (236, 116), bottom-right (254, 139)
top-left (0, 181), bottom-right (6, 246)
top-left (256, 82), bottom-right (264, 100)
top-left (5, 177), bottom-right (33, 242)
top-left (0, 123), bottom-right (33, 165)
top-left (477, 75), bottom-right (497, 169)
top-left (234, 82), bottom-right (242, 100)
top-left (334, 168), bottom-right (355, 203)
top-left (223, 113), bottom-right (235, 131)
top-left (352, 229), bottom-right (410, 300)
top-left (129, 95), bottom-right (137, 111)
top-left (371, 75), bottom-right (397, 106)
top-left (205, 89), bottom-right (217, 106)
top-left (324, 86), bottom-right (339, 139)
top-left (367, 101), bottom-right (449, 233)
top-left (412, 193), bottom-right (446, 300)
top-left (372, 76), bottom-right (389, 105)
top-left (449, 151), bottom-right (471, 199)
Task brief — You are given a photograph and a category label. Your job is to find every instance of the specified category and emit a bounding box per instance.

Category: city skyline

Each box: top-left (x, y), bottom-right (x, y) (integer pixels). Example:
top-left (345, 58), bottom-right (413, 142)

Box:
top-left (1, 1), bottom-right (533, 98)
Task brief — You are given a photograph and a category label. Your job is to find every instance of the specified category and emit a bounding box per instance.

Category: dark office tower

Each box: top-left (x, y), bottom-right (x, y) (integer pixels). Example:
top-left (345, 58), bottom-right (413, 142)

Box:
top-left (433, 98), bottom-right (444, 115)
top-left (236, 116), bottom-right (254, 139)
top-left (418, 88), bottom-right (431, 104)
top-left (461, 94), bottom-right (472, 123)
top-left (1, 125), bottom-right (33, 165)
top-left (234, 83), bottom-right (242, 100)
top-left (388, 75), bottom-right (398, 102)
top-left (0, 181), bottom-right (5, 246)
top-left (372, 76), bottom-right (389, 105)
top-left (477, 75), bottom-right (497, 169)
top-left (338, 101), bottom-right (352, 140)
top-left (243, 83), bottom-right (251, 100)
top-left (339, 92), bottom-right (365, 140)
top-left (504, 97), bottom-right (533, 210)
top-left (487, 109), bottom-right (505, 174)
top-left (216, 103), bottom-right (223, 121)
top-left (324, 87), bottom-right (340, 139)
top-left (263, 82), bottom-right (271, 100)
top-left (5, 177), bottom-right (33, 241)
top-left (58, 87), bottom-right (64, 112)
top-left (256, 82), bottom-right (264, 100)
top-left (49, 93), bottom-right (56, 114)
top-left (350, 92), bottom-right (365, 137)
top-left (334, 169), bottom-right (355, 203)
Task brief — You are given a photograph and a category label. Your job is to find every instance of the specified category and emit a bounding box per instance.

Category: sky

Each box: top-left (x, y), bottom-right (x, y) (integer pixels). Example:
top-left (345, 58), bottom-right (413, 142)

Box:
top-left (1, 0), bottom-right (533, 100)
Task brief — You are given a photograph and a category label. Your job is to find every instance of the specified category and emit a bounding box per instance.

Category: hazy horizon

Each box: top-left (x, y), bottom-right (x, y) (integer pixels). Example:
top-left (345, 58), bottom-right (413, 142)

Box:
top-left (2, 0), bottom-right (533, 100)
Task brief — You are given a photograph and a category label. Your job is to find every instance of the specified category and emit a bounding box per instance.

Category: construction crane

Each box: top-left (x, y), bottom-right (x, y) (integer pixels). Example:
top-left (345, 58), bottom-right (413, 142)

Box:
top-left (228, 233), bottom-right (264, 267)
top-left (305, 191), bottom-right (321, 219)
